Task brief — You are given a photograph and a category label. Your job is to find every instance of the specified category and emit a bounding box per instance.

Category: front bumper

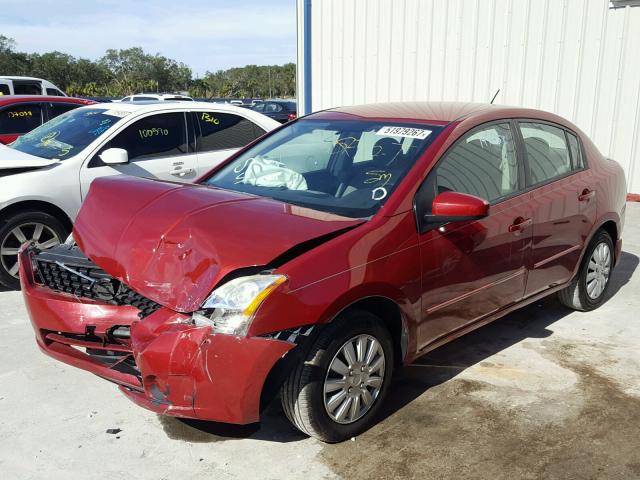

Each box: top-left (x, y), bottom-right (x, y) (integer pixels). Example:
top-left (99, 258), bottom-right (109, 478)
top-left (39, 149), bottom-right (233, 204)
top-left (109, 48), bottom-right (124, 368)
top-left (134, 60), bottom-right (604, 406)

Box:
top-left (20, 247), bottom-right (295, 424)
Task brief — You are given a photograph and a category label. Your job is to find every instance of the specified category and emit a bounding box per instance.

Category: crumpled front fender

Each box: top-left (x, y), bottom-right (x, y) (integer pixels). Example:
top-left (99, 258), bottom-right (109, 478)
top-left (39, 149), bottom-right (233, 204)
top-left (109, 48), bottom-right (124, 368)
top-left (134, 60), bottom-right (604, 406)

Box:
top-left (125, 309), bottom-right (295, 424)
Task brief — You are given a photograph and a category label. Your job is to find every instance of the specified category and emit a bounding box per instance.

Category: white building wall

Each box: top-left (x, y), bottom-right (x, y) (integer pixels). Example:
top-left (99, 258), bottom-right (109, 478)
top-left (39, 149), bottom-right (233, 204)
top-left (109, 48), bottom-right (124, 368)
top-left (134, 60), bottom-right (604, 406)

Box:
top-left (300, 0), bottom-right (640, 193)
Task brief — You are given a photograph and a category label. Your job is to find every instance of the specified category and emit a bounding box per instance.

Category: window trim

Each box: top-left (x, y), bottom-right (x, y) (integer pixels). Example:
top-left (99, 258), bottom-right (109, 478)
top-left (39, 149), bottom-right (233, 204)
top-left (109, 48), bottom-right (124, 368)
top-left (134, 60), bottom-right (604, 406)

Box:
top-left (0, 102), bottom-right (44, 135)
top-left (413, 119), bottom-right (527, 234)
top-left (514, 118), bottom-right (589, 191)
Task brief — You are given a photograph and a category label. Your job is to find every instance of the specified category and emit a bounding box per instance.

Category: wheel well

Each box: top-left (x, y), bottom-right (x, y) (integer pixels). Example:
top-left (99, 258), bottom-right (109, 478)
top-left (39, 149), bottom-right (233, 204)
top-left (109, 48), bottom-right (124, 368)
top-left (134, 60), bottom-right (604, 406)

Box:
top-left (0, 201), bottom-right (73, 233)
top-left (258, 296), bottom-right (407, 413)
top-left (341, 297), bottom-right (406, 368)
top-left (600, 220), bottom-right (618, 246)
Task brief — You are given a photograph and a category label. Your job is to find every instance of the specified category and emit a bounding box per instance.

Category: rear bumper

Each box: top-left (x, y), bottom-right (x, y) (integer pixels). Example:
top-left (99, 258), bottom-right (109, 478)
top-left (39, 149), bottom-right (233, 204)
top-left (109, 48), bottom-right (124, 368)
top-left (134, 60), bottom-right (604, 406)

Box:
top-left (20, 248), bottom-right (295, 424)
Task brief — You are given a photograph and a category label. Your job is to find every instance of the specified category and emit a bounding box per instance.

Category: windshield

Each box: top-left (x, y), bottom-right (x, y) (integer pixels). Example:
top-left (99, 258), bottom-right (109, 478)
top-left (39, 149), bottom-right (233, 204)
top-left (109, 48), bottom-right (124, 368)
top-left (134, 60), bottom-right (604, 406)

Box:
top-left (205, 119), bottom-right (443, 218)
top-left (11, 107), bottom-right (129, 159)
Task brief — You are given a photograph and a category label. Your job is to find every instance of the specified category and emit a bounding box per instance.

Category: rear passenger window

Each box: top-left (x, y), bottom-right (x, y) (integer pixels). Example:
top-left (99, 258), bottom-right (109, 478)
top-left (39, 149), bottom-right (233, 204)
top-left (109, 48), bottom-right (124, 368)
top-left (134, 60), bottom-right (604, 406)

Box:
top-left (566, 131), bottom-right (584, 169)
top-left (0, 84), bottom-right (10, 95)
top-left (434, 123), bottom-right (519, 203)
top-left (0, 104), bottom-right (43, 134)
top-left (196, 112), bottom-right (264, 152)
top-left (519, 122), bottom-right (572, 185)
top-left (104, 112), bottom-right (187, 162)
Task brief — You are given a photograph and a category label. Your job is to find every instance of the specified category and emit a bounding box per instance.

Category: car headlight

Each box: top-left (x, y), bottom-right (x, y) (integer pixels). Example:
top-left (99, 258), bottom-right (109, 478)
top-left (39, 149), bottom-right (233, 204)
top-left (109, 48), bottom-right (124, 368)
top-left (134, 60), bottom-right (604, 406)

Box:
top-left (192, 274), bottom-right (286, 336)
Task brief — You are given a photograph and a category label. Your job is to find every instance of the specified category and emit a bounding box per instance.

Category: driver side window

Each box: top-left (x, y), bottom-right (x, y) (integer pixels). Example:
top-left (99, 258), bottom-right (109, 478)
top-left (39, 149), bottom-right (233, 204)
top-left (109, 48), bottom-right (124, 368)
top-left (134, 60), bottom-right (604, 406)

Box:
top-left (436, 123), bottom-right (518, 203)
top-left (93, 112), bottom-right (187, 166)
top-left (416, 123), bottom-right (520, 221)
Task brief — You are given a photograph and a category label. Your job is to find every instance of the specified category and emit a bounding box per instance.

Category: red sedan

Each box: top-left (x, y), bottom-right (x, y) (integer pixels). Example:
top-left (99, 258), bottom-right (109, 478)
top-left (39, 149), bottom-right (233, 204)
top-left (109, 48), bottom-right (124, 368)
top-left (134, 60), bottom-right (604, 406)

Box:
top-left (21, 102), bottom-right (626, 442)
top-left (0, 95), bottom-right (95, 144)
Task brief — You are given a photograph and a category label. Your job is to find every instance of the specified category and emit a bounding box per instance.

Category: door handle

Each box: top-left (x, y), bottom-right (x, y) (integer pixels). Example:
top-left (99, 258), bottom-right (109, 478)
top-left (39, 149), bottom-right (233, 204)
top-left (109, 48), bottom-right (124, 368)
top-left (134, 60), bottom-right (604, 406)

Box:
top-left (578, 188), bottom-right (595, 202)
top-left (170, 167), bottom-right (194, 176)
top-left (508, 217), bottom-right (532, 234)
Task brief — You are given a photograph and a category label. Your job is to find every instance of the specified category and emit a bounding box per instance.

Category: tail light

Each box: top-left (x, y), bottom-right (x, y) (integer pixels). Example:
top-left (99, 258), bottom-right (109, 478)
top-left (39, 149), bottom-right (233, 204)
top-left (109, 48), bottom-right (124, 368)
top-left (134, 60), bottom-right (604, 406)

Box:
top-left (287, 113), bottom-right (297, 121)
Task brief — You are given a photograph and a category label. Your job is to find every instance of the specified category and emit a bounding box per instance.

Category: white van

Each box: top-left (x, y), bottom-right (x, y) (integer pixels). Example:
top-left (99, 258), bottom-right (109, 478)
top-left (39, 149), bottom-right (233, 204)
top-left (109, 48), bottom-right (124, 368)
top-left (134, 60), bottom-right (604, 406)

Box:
top-left (0, 76), bottom-right (66, 97)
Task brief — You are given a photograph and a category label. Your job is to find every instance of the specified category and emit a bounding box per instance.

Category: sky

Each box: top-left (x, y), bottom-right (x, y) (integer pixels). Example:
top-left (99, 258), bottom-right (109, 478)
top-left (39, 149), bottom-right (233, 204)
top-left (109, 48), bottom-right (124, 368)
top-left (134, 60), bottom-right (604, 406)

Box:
top-left (0, 0), bottom-right (297, 76)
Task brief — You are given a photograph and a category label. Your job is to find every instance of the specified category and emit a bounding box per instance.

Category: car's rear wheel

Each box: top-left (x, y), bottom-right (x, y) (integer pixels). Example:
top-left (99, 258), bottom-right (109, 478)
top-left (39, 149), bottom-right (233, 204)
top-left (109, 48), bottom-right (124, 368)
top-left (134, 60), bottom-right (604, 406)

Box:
top-left (280, 309), bottom-right (393, 442)
top-left (0, 211), bottom-right (67, 289)
top-left (558, 229), bottom-right (614, 311)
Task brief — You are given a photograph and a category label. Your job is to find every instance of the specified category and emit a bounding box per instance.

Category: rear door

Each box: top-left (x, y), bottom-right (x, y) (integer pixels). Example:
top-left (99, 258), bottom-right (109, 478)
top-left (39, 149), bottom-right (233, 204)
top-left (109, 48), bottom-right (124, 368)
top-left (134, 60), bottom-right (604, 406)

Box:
top-left (415, 121), bottom-right (532, 349)
top-left (517, 121), bottom-right (596, 296)
top-left (193, 111), bottom-right (266, 176)
top-left (0, 102), bottom-right (44, 144)
top-left (80, 111), bottom-right (197, 198)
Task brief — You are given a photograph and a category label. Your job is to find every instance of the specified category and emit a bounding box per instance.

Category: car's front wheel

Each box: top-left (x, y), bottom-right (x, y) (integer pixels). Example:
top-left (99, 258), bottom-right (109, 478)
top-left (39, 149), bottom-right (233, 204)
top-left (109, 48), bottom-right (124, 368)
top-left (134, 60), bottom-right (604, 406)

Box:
top-left (0, 211), bottom-right (67, 289)
top-left (558, 229), bottom-right (614, 311)
top-left (280, 309), bottom-right (394, 442)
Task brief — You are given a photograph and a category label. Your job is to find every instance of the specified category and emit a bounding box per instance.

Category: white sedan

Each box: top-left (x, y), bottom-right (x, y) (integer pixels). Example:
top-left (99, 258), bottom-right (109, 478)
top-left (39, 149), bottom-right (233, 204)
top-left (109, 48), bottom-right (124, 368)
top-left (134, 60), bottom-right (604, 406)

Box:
top-left (0, 101), bottom-right (280, 288)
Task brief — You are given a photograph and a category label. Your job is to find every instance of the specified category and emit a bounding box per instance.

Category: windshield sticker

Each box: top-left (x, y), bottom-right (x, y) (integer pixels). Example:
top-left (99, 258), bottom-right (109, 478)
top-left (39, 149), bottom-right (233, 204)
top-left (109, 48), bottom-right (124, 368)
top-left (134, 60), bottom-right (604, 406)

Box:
top-left (139, 128), bottom-right (169, 139)
top-left (201, 112), bottom-right (220, 125)
top-left (371, 187), bottom-right (387, 201)
top-left (103, 110), bottom-right (130, 118)
top-left (7, 110), bottom-right (33, 118)
top-left (376, 126), bottom-right (431, 140)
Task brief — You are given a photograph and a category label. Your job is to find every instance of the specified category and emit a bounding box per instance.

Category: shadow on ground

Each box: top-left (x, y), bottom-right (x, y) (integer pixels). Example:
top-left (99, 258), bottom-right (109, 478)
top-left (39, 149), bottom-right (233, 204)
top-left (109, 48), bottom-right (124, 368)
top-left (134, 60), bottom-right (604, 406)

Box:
top-left (159, 251), bottom-right (638, 445)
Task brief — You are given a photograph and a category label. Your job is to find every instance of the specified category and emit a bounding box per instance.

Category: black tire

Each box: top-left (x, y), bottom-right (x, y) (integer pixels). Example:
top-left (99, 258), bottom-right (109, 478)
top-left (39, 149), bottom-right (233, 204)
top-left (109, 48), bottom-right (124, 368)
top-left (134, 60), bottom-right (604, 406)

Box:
top-left (558, 229), bottom-right (614, 311)
top-left (280, 309), bottom-right (394, 442)
top-left (0, 211), bottom-right (68, 290)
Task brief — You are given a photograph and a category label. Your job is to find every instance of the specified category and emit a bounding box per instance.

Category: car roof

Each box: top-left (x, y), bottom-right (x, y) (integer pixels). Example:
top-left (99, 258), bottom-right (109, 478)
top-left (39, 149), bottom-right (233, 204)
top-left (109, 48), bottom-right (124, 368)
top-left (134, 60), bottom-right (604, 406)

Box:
top-left (77, 100), bottom-right (281, 128)
top-left (311, 101), bottom-right (577, 126)
top-left (0, 76), bottom-right (46, 81)
top-left (0, 95), bottom-right (94, 106)
top-left (87, 101), bottom-right (259, 113)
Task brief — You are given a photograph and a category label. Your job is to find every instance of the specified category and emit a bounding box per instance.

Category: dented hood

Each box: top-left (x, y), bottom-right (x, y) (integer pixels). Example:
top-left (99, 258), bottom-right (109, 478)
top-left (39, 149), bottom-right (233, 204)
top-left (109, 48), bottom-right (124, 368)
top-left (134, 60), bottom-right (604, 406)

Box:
top-left (74, 176), bottom-right (362, 312)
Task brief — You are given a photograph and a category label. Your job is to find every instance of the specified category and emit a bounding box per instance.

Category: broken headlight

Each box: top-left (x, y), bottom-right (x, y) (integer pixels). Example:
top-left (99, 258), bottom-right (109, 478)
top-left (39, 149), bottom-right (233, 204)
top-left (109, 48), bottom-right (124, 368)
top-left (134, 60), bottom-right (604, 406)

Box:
top-left (192, 274), bottom-right (286, 336)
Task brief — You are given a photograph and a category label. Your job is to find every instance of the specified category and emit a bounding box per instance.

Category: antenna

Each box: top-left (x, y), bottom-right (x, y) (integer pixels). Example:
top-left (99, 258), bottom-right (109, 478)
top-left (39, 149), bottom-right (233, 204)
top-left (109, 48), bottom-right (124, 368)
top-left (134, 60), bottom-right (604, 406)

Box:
top-left (490, 89), bottom-right (500, 104)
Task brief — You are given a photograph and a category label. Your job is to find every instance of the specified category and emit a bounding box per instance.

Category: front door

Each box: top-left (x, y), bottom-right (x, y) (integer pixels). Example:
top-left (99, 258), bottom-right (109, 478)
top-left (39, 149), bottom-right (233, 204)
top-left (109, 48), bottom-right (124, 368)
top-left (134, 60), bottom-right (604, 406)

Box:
top-left (415, 121), bottom-right (532, 350)
top-left (80, 111), bottom-right (198, 198)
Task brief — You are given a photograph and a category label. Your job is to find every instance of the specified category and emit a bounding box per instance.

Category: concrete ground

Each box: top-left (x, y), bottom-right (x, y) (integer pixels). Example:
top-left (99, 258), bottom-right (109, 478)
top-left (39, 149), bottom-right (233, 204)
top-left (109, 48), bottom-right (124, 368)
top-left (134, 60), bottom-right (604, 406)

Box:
top-left (1, 203), bottom-right (639, 480)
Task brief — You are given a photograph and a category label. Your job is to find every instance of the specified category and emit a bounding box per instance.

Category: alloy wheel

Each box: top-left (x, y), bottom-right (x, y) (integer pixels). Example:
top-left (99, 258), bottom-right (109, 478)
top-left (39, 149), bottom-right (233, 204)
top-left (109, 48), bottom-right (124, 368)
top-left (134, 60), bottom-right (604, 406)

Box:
top-left (586, 242), bottom-right (611, 299)
top-left (0, 222), bottom-right (61, 278)
top-left (323, 334), bottom-right (386, 424)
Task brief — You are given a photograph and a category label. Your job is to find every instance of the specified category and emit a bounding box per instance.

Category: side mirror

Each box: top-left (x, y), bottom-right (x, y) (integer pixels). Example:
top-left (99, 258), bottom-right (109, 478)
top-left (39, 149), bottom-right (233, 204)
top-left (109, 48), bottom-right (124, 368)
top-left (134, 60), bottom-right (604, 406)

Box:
top-left (99, 148), bottom-right (128, 165)
top-left (424, 191), bottom-right (489, 224)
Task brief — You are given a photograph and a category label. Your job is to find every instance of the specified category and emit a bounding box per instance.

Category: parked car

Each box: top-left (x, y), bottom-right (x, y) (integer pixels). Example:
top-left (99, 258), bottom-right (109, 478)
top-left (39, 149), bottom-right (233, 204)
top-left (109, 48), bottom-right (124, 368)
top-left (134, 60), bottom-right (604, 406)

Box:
top-left (0, 95), bottom-right (96, 144)
top-left (20, 102), bottom-right (626, 442)
top-left (0, 101), bottom-right (278, 288)
top-left (0, 76), bottom-right (66, 97)
top-left (251, 99), bottom-right (297, 123)
top-left (118, 93), bottom-right (193, 102)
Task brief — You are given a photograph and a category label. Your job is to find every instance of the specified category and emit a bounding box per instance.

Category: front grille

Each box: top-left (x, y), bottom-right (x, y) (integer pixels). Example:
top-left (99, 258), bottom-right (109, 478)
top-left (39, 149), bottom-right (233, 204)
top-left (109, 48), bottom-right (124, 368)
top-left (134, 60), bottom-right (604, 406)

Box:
top-left (33, 244), bottom-right (161, 318)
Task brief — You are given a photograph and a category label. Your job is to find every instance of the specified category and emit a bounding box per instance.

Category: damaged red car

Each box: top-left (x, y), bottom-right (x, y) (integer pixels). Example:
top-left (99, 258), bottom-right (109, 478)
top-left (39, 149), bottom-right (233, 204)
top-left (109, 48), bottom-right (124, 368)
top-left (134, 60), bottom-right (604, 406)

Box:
top-left (21, 102), bottom-right (626, 442)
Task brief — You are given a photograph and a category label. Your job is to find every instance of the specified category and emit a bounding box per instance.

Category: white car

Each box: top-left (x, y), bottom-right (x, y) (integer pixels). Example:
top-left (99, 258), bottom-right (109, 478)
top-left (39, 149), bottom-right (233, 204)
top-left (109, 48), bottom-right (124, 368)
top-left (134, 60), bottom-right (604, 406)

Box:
top-left (0, 76), bottom-right (66, 97)
top-left (0, 101), bottom-right (279, 288)
top-left (118, 93), bottom-right (193, 102)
